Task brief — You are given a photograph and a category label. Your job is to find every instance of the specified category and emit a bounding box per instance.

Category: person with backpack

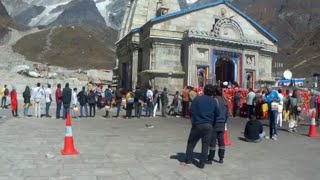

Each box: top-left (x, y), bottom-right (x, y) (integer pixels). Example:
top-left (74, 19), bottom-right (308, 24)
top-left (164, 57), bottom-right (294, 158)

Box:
top-left (288, 90), bottom-right (303, 132)
top-left (10, 87), bottom-right (19, 117)
top-left (1, 85), bottom-right (9, 109)
top-left (134, 86), bottom-right (144, 118)
top-left (61, 83), bottom-right (72, 119)
top-left (104, 85), bottom-right (113, 118)
top-left (263, 86), bottom-right (280, 140)
top-left (125, 89), bottom-right (135, 118)
top-left (78, 86), bottom-right (88, 118)
top-left (32, 83), bottom-right (44, 118)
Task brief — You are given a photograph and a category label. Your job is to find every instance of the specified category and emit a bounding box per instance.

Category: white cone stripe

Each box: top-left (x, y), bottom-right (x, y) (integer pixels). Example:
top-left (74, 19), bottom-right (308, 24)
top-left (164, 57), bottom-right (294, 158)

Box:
top-left (225, 123), bottom-right (228, 131)
top-left (65, 126), bottom-right (73, 137)
top-left (311, 118), bottom-right (316, 126)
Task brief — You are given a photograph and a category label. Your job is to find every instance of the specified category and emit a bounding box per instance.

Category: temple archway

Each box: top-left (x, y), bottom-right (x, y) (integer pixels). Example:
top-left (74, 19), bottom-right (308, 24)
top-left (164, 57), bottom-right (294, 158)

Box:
top-left (215, 57), bottom-right (235, 84)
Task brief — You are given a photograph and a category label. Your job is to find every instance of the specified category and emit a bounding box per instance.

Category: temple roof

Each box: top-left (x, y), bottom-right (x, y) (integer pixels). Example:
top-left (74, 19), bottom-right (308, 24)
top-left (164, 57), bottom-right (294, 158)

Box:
top-left (145, 0), bottom-right (278, 43)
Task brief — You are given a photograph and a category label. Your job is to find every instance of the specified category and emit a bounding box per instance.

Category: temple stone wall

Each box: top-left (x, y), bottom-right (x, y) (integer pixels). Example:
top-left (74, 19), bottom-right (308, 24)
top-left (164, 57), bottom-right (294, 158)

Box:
top-left (155, 76), bottom-right (184, 93)
top-left (258, 54), bottom-right (272, 80)
top-left (154, 44), bottom-right (182, 71)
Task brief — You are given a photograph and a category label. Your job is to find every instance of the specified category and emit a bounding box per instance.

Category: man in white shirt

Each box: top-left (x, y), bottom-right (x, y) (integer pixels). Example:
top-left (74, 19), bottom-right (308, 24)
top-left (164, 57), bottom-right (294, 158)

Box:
top-left (32, 83), bottom-right (44, 118)
top-left (146, 87), bottom-right (153, 117)
top-left (44, 84), bottom-right (52, 117)
top-left (71, 88), bottom-right (78, 118)
top-left (246, 88), bottom-right (256, 120)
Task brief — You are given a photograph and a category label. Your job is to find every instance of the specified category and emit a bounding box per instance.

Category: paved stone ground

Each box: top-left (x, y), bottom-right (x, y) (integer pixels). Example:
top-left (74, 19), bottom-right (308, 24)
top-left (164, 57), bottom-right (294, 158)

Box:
top-left (0, 108), bottom-right (320, 180)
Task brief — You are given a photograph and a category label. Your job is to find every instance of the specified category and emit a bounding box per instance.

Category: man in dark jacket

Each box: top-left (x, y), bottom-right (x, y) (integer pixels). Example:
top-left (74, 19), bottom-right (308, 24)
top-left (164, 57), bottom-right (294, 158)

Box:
top-left (104, 85), bottom-right (113, 118)
top-left (78, 86), bottom-right (88, 118)
top-left (233, 91), bottom-right (241, 117)
top-left (160, 88), bottom-right (168, 117)
top-left (180, 84), bottom-right (219, 169)
top-left (244, 116), bottom-right (265, 142)
top-left (62, 83), bottom-right (72, 120)
top-left (134, 86), bottom-right (144, 118)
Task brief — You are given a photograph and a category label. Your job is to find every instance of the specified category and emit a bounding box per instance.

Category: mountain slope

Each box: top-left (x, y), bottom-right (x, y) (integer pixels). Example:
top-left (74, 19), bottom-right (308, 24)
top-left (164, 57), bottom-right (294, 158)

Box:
top-left (12, 25), bottom-right (117, 70)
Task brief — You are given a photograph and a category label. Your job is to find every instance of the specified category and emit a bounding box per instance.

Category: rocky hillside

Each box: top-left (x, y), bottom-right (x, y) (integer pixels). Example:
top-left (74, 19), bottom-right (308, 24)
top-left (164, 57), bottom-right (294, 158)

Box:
top-left (0, 1), bottom-right (12, 39)
top-left (13, 25), bottom-right (117, 70)
top-left (231, 0), bottom-right (320, 77)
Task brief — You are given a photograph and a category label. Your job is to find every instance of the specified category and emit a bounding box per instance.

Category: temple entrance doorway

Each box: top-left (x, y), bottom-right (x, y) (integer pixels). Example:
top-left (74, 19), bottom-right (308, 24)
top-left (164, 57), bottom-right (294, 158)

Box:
top-left (215, 57), bottom-right (235, 84)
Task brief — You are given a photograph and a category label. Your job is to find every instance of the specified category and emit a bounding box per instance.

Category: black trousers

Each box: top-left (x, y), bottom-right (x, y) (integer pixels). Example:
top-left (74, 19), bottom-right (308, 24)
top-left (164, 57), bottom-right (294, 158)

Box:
top-left (233, 105), bottom-right (240, 117)
top-left (208, 129), bottom-right (225, 160)
top-left (182, 101), bottom-right (189, 117)
top-left (126, 103), bottom-right (134, 118)
top-left (161, 103), bottom-right (167, 117)
top-left (185, 123), bottom-right (212, 164)
top-left (134, 102), bottom-right (142, 118)
top-left (247, 105), bottom-right (254, 118)
top-left (89, 104), bottom-right (96, 117)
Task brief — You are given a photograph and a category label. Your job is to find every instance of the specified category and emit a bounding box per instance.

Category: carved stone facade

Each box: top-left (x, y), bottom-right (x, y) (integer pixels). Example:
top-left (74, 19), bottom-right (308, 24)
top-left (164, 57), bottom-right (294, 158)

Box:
top-left (116, 0), bottom-right (278, 92)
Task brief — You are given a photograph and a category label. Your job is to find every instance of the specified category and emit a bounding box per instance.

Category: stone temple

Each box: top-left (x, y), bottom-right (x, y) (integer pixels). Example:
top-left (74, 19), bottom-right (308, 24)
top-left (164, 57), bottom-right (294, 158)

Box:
top-left (115, 0), bottom-right (278, 92)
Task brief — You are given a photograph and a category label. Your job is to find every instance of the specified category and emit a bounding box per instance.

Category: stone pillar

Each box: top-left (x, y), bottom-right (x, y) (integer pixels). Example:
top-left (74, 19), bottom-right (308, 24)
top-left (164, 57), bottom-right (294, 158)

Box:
top-left (131, 48), bottom-right (139, 89)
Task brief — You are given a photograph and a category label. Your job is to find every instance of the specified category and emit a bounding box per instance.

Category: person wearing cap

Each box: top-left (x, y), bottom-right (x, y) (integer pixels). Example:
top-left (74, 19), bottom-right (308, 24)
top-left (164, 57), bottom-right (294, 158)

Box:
top-left (263, 86), bottom-right (280, 140)
top-left (44, 84), bottom-right (52, 117)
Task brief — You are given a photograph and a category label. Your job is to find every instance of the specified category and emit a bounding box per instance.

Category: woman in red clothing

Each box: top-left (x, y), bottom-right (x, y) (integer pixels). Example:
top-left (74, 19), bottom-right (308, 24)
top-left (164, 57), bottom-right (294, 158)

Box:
top-left (10, 87), bottom-right (19, 117)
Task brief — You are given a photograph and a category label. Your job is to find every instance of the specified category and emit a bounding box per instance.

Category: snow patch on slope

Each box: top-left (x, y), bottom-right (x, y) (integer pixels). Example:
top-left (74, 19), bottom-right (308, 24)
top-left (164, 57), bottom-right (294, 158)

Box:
top-left (94, 0), bottom-right (112, 27)
top-left (28, 1), bottom-right (71, 26)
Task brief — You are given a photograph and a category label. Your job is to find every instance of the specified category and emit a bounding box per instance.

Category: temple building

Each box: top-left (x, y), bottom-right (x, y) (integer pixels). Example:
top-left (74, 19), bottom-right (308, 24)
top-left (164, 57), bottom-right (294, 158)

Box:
top-left (116, 0), bottom-right (278, 92)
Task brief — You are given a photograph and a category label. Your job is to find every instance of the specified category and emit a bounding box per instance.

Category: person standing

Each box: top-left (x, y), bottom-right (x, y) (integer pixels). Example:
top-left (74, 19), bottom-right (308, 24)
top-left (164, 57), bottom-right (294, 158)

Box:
top-left (180, 84), bottom-right (219, 169)
top-left (1, 85), bottom-right (9, 109)
top-left (173, 91), bottom-right (181, 117)
top-left (10, 87), bottom-right (19, 117)
top-left (104, 85), bottom-right (113, 118)
top-left (263, 86), bottom-right (280, 140)
top-left (32, 83), bottom-right (44, 118)
top-left (115, 87), bottom-right (123, 118)
top-left (233, 91), bottom-right (241, 117)
top-left (309, 93), bottom-right (318, 125)
top-left (208, 86), bottom-right (227, 164)
top-left (288, 90), bottom-right (302, 132)
top-left (55, 84), bottom-right (62, 119)
top-left (253, 90), bottom-right (263, 119)
top-left (125, 90), bottom-right (134, 118)
top-left (23, 86), bottom-right (31, 117)
top-left (182, 87), bottom-right (190, 118)
top-left (146, 86), bottom-right (154, 117)
top-left (87, 90), bottom-right (96, 117)
top-left (71, 88), bottom-right (78, 118)
top-left (62, 83), bottom-right (72, 119)
top-left (78, 86), bottom-right (88, 118)
top-left (134, 86), bottom-right (144, 118)
top-left (160, 88), bottom-right (168, 117)
top-left (246, 88), bottom-right (255, 119)
top-left (44, 84), bottom-right (52, 117)
top-left (277, 89), bottom-right (284, 127)
top-left (153, 89), bottom-right (159, 117)
top-left (188, 86), bottom-right (197, 106)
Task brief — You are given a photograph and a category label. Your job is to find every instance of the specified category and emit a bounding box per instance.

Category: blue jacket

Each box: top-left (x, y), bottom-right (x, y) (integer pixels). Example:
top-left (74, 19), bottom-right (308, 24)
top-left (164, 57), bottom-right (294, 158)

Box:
top-left (263, 90), bottom-right (280, 110)
top-left (190, 95), bottom-right (220, 126)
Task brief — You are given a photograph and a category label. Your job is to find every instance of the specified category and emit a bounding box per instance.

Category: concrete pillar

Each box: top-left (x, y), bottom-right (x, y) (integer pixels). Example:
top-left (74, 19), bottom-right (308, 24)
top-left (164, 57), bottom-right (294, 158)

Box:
top-left (131, 49), bottom-right (139, 89)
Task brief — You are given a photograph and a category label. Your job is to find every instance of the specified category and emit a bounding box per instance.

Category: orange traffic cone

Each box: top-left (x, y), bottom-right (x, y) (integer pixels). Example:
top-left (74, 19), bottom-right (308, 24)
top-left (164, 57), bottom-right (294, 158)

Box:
top-left (224, 123), bottom-right (232, 146)
top-left (61, 114), bottom-right (78, 155)
top-left (308, 111), bottom-right (318, 138)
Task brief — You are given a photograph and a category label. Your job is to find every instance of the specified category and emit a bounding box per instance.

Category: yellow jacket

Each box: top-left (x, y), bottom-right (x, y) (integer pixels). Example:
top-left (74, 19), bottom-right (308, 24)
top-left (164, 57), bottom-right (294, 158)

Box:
top-left (1, 88), bottom-right (5, 97)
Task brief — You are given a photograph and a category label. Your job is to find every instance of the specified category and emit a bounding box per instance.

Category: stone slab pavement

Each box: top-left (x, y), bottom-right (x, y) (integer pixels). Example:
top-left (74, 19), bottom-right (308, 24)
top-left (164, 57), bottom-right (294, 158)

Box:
top-left (0, 108), bottom-right (320, 180)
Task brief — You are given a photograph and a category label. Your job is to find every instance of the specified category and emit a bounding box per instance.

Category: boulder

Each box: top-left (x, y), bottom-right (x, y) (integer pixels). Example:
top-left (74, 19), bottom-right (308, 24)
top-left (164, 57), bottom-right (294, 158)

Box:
top-left (10, 65), bottom-right (30, 74)
top-left (28, 71), bottom-right (41, 78)
top-left (48, 72), bottom-right (58, 79)
top-left (86, 69), bottom-right (113, 84)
